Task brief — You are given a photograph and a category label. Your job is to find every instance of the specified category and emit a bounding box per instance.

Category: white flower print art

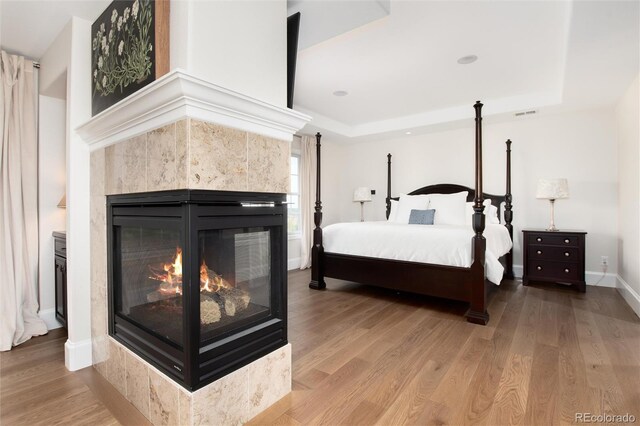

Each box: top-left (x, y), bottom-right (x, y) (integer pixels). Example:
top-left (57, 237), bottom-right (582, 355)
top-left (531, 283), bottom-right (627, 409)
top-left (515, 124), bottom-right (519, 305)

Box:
top-left (91, 0), bottom-right (157, 115)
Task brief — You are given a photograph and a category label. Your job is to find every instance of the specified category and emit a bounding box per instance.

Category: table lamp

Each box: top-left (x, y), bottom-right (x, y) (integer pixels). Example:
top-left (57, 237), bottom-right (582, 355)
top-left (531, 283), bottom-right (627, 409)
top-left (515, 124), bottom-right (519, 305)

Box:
top-left (536, 178), bottom-right (569, 231)
top-left (353, 187), bottom-right (372, 222)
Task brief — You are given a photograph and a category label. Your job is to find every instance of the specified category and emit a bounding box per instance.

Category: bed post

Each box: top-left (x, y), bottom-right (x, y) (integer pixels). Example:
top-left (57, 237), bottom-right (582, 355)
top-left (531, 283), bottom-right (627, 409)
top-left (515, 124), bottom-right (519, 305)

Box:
top-left (467, 101), bottom-right (489, 325)
top-left (309, 132), bottom-right (326, 290)
top-left (504, 139), bottom-right (515, 279)
top-left (385, 153), bottom-right (392, 219)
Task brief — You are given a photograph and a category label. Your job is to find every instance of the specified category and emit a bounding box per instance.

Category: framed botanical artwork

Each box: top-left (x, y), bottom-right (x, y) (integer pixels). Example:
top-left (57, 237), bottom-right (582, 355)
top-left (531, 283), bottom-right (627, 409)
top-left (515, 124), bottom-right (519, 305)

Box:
top-left (91, 0), bottom-right (169, 116)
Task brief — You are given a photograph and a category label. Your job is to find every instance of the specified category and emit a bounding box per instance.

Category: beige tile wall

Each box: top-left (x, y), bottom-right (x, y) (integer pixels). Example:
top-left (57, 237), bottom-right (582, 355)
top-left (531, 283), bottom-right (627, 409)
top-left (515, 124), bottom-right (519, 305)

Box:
top-left (101, 118), bottom-right (290, 196)
top-left (89, 118), bottom-right (292, 425)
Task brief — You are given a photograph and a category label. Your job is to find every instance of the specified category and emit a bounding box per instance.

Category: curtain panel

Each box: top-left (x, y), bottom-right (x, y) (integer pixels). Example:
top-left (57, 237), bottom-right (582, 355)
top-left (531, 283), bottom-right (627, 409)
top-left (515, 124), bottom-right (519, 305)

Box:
top-left (299, 135), bottom-right (316, 270)
top-left (0, 51), bottom-right (47, 350)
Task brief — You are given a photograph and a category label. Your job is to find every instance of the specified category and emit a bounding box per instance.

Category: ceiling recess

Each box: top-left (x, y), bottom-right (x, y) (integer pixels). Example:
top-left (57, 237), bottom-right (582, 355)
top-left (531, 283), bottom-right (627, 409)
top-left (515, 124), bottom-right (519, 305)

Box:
top-left (457, 55), bottom-right (478, 64)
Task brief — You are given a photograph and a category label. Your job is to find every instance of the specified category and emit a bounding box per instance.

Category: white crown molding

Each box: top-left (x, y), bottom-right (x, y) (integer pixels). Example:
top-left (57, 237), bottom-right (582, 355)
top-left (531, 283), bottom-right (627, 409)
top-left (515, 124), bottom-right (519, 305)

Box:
top-left (76, 69), bottom-right (312, 150)
top-left (296, 90), bottom-right (562, 142)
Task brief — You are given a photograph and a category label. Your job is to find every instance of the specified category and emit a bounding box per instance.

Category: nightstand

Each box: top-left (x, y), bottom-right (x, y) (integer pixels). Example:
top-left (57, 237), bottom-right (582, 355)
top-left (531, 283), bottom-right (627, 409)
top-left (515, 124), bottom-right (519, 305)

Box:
top-left (522, 229), bottom-right (587, 292)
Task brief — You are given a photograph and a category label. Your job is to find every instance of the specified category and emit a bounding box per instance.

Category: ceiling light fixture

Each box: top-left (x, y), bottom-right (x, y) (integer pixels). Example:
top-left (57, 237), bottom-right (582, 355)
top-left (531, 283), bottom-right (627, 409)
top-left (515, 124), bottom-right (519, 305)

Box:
top-left (333, 90), bottom-right (349, 97)
top-left (405, 131), bottom-right (412, 135)
top-left (457, 55), bottom-right (478, 65)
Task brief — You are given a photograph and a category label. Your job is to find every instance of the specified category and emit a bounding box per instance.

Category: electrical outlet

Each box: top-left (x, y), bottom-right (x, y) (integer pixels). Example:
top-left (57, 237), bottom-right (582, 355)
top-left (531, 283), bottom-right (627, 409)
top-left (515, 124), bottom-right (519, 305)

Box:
top-left (601, 256), bottom-right (608, 266)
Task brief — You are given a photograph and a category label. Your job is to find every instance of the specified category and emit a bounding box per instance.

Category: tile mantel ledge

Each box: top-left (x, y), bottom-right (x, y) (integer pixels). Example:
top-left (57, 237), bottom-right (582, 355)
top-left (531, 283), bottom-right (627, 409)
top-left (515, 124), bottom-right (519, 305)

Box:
top-left (76, 69), bottom-right (311, 150)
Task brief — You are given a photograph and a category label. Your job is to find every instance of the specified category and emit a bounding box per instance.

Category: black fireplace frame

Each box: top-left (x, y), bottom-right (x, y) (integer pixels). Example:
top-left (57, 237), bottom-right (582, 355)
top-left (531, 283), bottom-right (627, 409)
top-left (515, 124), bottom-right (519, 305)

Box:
top-left (107, 189), bottom-right (288, 391)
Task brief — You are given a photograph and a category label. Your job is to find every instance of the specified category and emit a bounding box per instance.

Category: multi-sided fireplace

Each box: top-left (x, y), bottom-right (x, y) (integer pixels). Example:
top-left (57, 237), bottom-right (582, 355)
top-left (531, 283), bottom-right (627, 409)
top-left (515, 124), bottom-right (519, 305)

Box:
top-left (107, 190), bottom-right (287, 391)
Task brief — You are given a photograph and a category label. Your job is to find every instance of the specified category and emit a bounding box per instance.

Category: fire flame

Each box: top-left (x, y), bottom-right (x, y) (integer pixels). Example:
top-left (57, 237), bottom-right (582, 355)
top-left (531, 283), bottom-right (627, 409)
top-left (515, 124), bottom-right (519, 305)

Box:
top-left (149, 247), bottom-right (232, 296)
top-left (200, 259), bottom-right (233, 293)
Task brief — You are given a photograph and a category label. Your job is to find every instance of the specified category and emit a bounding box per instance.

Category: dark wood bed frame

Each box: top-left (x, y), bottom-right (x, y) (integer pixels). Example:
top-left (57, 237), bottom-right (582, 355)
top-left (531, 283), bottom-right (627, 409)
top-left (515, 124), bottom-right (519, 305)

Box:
top-left (308, 101), bottom-right (514, 325)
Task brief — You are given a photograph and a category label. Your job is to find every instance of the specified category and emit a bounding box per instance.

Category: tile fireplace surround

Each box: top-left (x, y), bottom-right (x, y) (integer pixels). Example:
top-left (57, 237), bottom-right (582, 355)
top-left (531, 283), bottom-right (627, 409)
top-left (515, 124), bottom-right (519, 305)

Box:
top-left (79, 70), bottom-right (310, 425)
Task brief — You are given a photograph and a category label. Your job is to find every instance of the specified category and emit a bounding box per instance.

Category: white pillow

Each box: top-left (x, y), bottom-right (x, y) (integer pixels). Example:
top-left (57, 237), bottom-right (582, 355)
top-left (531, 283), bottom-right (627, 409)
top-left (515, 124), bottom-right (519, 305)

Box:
top-left (395, 193), bottom-right (430, 224)
top-left (465, 199), bottom-right (500, 224)
top-left (430, 191), bottom-right (468, 225)
top-left (388, 199), bottom-right (399, 222)
top-left (488, 204), bottom-right (500, 224)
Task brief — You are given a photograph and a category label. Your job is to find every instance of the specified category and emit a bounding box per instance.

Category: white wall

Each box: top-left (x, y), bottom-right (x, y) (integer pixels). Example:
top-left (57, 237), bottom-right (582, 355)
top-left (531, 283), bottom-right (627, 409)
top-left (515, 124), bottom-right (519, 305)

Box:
top-left (39, 16), bottom-right (93, 370)
top-left (320, 108), bottom-right (619, 283)
top-left (170, 0), bottom-right (287, 108)
top-left (37, 95), bottom-right (66, 330)
top-left (615, 74), bottom-right (640, 316)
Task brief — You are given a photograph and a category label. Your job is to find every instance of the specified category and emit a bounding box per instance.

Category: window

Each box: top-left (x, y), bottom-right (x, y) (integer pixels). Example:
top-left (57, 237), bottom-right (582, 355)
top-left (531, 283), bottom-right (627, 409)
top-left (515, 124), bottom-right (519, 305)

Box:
top-left (287, 154), bottom-right (301, 237)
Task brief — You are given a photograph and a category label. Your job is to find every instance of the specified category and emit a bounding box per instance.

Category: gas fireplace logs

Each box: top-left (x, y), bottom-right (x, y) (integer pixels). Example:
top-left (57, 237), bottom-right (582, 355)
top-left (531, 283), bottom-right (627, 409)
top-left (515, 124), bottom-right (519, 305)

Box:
top-left (147, 248), bottom-right (251, 325)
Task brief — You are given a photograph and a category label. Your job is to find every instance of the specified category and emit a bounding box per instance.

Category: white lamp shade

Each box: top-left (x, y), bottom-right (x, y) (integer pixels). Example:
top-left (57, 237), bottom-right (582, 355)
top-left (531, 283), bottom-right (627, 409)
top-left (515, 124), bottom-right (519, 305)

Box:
top-left (57, 193), bottom-right (66, 208)
top-left (536, 178), bottom-right (569, 200)
top-left (353, 187), bottom-right (372, 202)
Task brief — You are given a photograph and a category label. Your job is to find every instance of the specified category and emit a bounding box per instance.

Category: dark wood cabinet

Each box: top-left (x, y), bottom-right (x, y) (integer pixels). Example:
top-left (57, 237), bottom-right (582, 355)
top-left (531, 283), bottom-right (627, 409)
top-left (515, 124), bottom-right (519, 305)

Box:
top-left (522, 229), bottom-right (586, 292)
top-left (53, 231), bottom-right (67, 328)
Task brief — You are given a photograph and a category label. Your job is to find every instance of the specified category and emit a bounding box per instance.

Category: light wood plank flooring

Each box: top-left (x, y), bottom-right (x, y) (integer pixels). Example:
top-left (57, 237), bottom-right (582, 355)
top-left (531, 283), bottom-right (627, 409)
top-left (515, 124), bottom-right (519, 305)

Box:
top-left (1, 270), bottom-right (638, 425)
top-left (250, 270), bottom-right (640, 425)
top-left (0, 328), bottom-right (149, 426)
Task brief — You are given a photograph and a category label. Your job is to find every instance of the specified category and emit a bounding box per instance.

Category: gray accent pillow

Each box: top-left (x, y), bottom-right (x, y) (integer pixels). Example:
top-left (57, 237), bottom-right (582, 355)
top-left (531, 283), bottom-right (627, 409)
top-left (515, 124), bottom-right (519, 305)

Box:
top-left (408, 209), bottom-right (436, 225)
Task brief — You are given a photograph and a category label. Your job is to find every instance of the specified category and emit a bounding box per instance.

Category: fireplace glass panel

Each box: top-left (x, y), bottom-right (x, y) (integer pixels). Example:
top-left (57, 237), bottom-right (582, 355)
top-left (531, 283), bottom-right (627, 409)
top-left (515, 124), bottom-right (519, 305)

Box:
top-left (199, 227), bottom-right (272, 342)
top-left (116, 225), bottom-right (183, 346)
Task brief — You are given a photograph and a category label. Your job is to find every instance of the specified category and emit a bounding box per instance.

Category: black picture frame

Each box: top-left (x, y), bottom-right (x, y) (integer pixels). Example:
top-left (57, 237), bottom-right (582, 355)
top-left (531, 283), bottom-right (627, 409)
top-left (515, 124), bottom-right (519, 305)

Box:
top-left (91, 0), bottom-right (169, 116)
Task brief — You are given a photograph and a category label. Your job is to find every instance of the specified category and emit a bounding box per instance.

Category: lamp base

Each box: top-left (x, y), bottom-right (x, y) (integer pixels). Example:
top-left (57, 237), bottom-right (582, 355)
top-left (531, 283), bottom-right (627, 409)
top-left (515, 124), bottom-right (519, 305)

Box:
top-left (547, 199), bottom-right (559, 232)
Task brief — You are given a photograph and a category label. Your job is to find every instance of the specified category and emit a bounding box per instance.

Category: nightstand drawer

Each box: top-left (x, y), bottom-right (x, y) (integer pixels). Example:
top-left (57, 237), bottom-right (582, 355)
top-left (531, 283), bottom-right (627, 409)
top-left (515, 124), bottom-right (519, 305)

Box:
top-left (528, 245), bottom-right (579, 261)
top-left (527, 233), bottom-right (579, 247)
top-left (526, 260), bottom-right (580, 281)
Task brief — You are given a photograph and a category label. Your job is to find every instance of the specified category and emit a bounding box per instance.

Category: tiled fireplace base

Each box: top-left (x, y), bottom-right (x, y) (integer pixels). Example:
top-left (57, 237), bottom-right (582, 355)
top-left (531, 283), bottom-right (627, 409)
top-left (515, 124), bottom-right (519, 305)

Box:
top-left (98, 338), bottom-right (291, 425)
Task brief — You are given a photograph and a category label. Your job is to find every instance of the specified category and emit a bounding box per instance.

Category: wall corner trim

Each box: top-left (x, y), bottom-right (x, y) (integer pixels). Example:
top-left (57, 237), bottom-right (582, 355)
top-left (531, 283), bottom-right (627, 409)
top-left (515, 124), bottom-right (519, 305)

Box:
top-left (64, 338), bottom-right (93, 371)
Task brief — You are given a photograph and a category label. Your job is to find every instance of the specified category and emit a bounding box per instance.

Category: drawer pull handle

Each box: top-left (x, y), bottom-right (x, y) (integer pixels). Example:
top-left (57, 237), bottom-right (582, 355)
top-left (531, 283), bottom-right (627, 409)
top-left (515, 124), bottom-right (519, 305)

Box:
top-left (537, 238), bottom-right (542, 242)
top-left (564, 239), bottom-right (570, 244)
top-left (565, 252), bottom-right (570, 257)
top-left (537, 250), bottom-right (542, 255)
top-left (564, 268), bottom-right (570, 273)
top-left (537, 266), bottom-right (542, 271)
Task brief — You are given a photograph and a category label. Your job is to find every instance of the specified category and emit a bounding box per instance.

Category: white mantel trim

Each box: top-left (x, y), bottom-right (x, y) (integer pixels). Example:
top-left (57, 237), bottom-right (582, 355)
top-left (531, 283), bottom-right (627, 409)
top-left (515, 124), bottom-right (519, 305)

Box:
top-left (76, 69), bottom-right (311, 150)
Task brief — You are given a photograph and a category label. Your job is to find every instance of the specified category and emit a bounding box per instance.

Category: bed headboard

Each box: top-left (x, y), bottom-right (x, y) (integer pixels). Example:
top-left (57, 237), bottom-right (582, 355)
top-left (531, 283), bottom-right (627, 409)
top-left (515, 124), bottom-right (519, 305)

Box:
top-left (388, 184), bottom-right (506, 221)
top-left (385, 139), bottom-right (513, 225)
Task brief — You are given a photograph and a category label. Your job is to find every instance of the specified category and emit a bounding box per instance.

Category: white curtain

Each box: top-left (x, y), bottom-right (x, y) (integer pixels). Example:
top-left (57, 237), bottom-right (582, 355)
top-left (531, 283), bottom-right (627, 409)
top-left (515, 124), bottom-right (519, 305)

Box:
top-left (299, 135), bottom-right (316, 269)
top-left (0, 51), bottom-right (47, 351)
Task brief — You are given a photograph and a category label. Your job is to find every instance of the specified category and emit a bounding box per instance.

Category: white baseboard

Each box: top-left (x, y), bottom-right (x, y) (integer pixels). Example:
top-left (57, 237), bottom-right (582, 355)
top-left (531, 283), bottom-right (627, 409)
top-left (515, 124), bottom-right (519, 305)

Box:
top-left (38, 308), bottom-right (63, 330)
top-left (616, 274), bottom-right (640, 318)
top-left (65, 338), bottom-right (93, 371)
top-left (512, 265), bottom-right (617, 288)
top-left (288, 257), bottom-right (301, 271)
top-left (585, 271), bottom-right (617, 288)
top-left (513, 265), bottom-right (523, 279)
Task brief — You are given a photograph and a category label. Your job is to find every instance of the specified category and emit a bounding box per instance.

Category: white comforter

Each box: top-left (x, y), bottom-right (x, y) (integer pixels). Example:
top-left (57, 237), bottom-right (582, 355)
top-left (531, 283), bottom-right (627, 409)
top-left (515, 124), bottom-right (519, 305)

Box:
top-left (323, 221), bottom-right (513, 285)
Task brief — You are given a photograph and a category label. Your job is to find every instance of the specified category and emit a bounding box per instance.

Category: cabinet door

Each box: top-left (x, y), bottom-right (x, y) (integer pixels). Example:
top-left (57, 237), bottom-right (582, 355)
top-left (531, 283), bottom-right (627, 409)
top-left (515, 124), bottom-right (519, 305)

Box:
top-left (55, 255), bottom-right (67, 326)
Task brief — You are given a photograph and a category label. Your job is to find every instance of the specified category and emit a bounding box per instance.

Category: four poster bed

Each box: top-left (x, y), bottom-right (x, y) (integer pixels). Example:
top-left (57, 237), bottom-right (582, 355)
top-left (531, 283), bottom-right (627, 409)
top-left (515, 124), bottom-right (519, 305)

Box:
top-left (308, 101), bottom-right (514, 325)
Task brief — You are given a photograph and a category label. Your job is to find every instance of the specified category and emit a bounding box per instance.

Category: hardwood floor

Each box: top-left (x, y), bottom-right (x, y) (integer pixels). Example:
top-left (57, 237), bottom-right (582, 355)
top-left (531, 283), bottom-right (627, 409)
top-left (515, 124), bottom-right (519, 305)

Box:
top-left (0, 328), bottom-right (149, 426)
top-left (249, 270), bottom-right (640, 425)
top-left (1, 270), bottom-right (638, 425)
